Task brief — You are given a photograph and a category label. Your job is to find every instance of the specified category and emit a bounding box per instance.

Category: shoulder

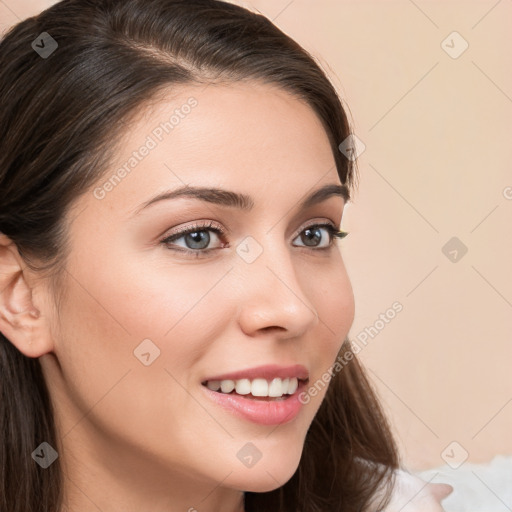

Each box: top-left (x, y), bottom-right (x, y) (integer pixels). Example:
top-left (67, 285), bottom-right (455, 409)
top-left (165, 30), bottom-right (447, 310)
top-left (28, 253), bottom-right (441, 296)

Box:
top-left (381, 469), bottom-right (453, 512)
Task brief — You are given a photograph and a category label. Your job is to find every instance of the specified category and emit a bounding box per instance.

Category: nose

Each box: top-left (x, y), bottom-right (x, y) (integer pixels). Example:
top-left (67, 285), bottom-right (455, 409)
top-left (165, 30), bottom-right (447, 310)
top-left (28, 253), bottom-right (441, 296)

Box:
top-left (235, 238), bottom-right (320, 339)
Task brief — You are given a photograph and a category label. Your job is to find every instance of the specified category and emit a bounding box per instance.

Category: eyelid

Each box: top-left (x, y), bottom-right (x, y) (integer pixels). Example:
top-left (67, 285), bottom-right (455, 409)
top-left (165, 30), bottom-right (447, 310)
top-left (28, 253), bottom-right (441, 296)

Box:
top-left (161, 219), bottom-right (226, 239)
top-left (158, 219), bottom-right (347, 261)
top-left (293, 217), bottom-right (339, 238)
top-left (160, 217), bottom-right (340, 244)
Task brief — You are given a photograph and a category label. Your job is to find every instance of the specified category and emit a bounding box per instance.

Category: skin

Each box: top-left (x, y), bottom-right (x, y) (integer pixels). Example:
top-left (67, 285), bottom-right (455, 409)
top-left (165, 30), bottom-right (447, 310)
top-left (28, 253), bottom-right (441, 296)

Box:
top-left (383, 471), bottom-right (454, 512)
top-left (0, 80), bottom-right (355, 511)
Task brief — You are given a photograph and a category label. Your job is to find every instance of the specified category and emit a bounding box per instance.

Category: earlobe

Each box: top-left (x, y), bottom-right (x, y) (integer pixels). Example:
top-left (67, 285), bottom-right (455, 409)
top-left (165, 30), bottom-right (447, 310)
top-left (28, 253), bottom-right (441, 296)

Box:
top-left (0, 233), bottom-right (53, 358)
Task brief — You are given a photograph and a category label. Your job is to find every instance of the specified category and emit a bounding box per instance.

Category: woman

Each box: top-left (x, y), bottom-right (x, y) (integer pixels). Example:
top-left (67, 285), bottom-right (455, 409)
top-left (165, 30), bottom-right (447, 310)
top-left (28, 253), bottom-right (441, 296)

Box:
top-left (0, 0), bottom-right (452, 510)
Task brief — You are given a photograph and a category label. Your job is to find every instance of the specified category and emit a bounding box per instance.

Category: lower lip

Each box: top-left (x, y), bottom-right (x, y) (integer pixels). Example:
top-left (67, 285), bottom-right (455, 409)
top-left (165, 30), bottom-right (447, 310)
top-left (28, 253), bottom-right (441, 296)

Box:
top-left (201, 381), bottom-right (307, 426)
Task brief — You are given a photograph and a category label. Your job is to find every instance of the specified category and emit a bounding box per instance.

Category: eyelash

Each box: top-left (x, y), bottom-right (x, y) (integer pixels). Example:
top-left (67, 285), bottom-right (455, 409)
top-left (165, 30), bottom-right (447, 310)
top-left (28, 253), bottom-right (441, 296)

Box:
top-left (159, 220), bottom-right (348, 258)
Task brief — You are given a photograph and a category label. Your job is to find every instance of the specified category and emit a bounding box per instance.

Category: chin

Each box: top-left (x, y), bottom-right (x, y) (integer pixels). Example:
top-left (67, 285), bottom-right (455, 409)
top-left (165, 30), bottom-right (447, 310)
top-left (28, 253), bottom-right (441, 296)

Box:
top-left (228, 454), bottom-right (302, 493)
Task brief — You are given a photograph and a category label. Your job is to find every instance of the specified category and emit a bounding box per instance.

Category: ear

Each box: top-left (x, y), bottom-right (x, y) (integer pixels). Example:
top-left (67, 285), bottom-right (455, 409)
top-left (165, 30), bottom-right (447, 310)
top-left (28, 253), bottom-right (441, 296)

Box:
top-left (0, 233), bottom-right (54, 358)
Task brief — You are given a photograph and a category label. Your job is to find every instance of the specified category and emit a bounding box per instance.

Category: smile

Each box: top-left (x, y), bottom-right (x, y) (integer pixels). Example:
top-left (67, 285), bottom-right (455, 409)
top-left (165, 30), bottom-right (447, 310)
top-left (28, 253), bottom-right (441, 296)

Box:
top-left (202, 377), bottom-right (304, 399)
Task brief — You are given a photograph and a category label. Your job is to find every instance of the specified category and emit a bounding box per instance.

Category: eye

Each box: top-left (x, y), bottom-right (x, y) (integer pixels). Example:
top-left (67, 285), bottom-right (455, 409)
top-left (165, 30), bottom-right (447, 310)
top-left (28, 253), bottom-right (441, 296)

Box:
top-left (159, 220), bottom-right (226, 256)
top-left (159, 220), bottom-right (348, 258)
top-left (293, 223), bottom-right (348, 249)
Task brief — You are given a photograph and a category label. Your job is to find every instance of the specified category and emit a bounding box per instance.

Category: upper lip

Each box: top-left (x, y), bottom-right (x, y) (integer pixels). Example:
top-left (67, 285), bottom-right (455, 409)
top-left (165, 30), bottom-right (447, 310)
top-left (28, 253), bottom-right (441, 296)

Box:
top-left (202, 364), bottom-right (309, 383)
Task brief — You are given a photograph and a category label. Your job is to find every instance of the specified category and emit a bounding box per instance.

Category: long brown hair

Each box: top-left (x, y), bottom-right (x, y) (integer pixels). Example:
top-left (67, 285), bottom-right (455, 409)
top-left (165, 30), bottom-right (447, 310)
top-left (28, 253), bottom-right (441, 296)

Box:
top-left (0, 1), bottom-right (399, 510)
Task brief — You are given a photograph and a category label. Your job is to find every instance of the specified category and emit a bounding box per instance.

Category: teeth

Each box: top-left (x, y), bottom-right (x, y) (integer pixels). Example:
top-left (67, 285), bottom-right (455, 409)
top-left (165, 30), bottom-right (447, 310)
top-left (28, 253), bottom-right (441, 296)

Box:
top-left (235, 378), bottom-right (251, 395)
top-left (287, 377), bottom-right (298, 394)
top-left (251, 378), bottom-right (268, 397)
top-left (205, 377), bottom-right (299, 398)
top-left (220, 379), bottom-right (235, 393)
top-left (206, 380), bottom-right (221, 391)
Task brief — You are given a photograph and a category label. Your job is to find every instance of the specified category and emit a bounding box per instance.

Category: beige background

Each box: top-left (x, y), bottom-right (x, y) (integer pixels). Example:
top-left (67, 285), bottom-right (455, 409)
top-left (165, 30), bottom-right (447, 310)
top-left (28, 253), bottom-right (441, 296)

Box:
top-left (2, 0), bottom-right (511, 471)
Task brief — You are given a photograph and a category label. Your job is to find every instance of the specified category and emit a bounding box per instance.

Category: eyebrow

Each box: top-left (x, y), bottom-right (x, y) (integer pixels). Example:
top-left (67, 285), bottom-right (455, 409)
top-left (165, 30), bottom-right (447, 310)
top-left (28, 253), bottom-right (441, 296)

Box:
top-left (131, 182), bottom-right (349, 217)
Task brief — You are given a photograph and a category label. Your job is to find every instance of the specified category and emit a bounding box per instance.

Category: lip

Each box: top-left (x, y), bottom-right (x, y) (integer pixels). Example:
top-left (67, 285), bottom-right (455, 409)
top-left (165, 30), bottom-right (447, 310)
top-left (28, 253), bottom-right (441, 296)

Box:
top-left (201, 378), bottom-right (308, 426)
top-left (201, 364), bottom-right (309, 383)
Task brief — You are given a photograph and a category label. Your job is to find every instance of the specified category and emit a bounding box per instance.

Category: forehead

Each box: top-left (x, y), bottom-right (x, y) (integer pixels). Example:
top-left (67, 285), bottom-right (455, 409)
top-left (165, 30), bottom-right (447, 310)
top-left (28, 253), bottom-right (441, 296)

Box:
top-left (80, 79), bottom-right (340, 219)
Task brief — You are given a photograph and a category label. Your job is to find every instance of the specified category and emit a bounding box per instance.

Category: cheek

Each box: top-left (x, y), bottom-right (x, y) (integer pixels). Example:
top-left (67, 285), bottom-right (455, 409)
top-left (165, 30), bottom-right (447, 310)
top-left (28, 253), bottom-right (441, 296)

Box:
top-left (56, 242), bottom-right (252, 419)
top-left (297, 258), bottom-right (354, 411)
top-left (52, 253), bottom-right (238, 461)
top-left (59, 253), bottom-right (233, 368)
top-left (318, 268), bottom-right (354, 334)
top-left (306, 256), bottom-right (355, 352)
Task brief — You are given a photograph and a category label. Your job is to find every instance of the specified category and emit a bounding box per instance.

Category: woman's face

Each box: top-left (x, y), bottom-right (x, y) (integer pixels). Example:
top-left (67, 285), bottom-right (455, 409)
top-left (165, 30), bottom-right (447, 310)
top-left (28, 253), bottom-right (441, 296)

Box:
top-left (39, 80), bottom-right (355, 509)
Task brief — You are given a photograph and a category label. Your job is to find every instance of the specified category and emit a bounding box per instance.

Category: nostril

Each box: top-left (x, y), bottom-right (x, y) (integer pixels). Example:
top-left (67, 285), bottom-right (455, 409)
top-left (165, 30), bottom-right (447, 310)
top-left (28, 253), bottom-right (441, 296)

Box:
top-left (260, 326), bottom-right (286, 333)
